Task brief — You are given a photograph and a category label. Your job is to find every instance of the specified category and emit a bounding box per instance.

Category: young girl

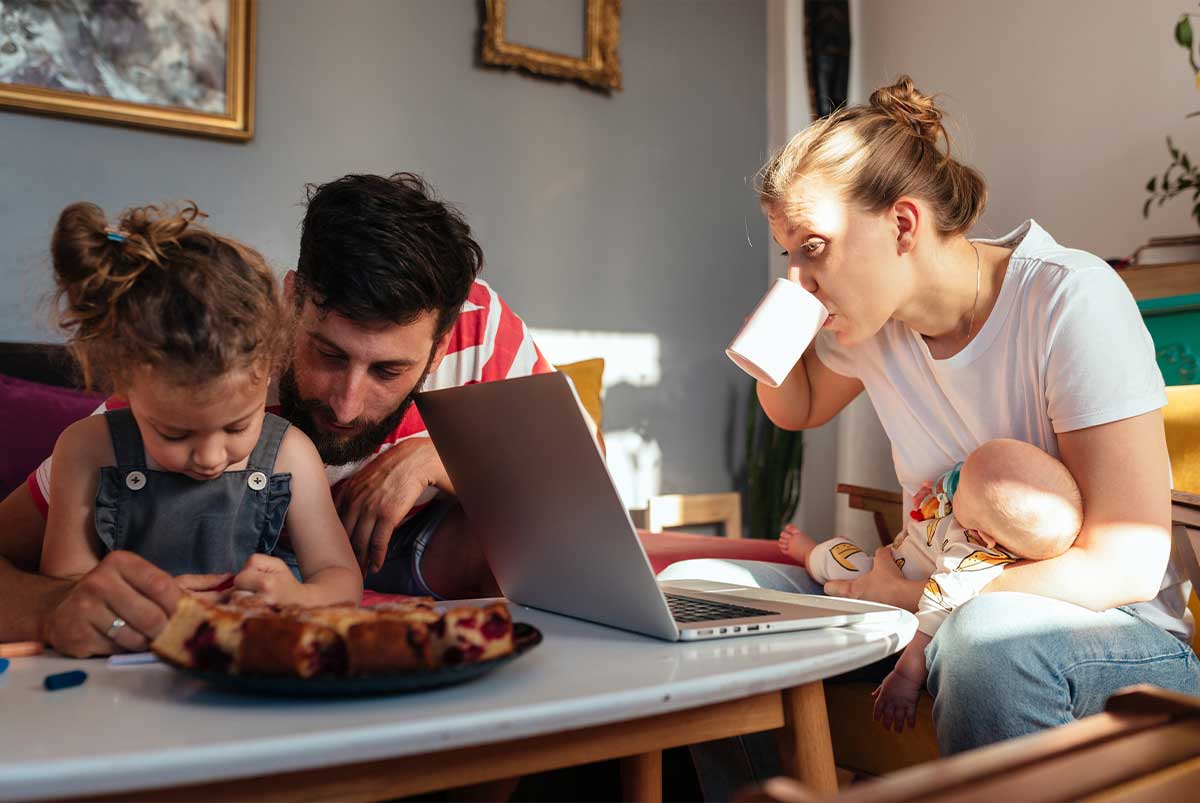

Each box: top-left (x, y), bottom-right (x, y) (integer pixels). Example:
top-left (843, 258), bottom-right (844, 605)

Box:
top-left (39, 202), bottom-right (361, 613)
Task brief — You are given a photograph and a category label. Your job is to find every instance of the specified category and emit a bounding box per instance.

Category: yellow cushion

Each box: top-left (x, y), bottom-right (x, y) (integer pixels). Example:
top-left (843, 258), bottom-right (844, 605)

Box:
top-left (1165, 385), bottom-right (1200, 494)
top-left (1163, 385), bottom-right (1200, 657)
top-left (554, 358), bottom-right (605, 429)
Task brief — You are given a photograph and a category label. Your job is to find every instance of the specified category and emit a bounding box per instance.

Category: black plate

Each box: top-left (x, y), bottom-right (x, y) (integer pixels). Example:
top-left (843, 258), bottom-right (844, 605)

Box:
top-left (170, 622), bottom-right (542, 697)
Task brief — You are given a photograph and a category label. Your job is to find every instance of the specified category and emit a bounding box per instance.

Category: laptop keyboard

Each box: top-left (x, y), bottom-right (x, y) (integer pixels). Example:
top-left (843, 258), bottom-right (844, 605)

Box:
top-left (665, 593), bottom-right (780, 623)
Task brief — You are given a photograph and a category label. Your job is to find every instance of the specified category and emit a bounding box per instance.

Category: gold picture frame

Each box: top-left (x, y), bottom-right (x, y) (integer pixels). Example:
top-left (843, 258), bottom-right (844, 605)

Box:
top-left (481, 0), bottom-right (622, 92)
top-left (0, 0), bottom-right (256, 141)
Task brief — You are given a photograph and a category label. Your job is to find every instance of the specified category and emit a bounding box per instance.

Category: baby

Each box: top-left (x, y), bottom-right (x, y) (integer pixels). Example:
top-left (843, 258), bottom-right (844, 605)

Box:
top-left (778, 438), bottom-right (1083, 731)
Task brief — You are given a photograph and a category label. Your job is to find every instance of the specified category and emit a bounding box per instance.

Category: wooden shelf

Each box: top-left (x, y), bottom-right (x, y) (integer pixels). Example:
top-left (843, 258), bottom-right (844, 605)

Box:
top-left (1117, 261), bottom-right (1200, 301)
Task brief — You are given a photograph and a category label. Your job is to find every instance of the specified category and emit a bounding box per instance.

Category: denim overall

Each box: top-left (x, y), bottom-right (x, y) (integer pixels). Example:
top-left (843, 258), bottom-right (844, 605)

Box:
top-left (94, 408), bottom-right (292, 575)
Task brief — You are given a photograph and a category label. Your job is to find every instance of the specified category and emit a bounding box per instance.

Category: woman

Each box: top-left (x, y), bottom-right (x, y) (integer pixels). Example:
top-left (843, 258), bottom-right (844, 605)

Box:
top-left (674, 76), bottom-right (1200, 753)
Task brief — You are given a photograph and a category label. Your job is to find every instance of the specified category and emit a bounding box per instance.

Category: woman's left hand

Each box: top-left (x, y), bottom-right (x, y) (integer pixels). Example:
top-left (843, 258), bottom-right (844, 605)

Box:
top-left (824, 546), bottom-right (924, 611)
top-left (231, 553), bottom-right (301, 606)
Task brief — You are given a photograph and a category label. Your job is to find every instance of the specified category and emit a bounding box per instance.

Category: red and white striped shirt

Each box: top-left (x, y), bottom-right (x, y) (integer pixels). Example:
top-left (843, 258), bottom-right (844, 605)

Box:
top-left (30, 279), bottom-right (551, 516)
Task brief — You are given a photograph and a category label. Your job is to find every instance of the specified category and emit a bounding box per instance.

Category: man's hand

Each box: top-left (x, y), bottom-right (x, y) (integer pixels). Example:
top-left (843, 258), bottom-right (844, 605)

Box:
top-left (334, 437), bottom-right (453, 575)
top-left (42, 551), bottom-right (193, 658)
top-left (824, 546), bottom-right (924, 611)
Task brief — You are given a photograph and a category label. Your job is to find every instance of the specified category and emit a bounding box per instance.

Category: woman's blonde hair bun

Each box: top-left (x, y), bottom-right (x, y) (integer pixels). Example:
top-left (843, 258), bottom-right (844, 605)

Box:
top-left (869, 75), bottom-right (945, 148)
top-left (757, 74), bottom-right (986, 236)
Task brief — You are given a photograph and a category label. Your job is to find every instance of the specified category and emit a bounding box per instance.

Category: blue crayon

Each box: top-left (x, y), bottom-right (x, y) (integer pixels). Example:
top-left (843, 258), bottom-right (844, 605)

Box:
top-left (0, 658), bottom-right (8, 674)
top-left (44, 670), bottom-right (87, 691)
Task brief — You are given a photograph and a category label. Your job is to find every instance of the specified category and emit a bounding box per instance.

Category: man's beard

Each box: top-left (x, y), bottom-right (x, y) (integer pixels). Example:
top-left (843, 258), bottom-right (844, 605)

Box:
top-left (276, 359), bottom-right (434, 466)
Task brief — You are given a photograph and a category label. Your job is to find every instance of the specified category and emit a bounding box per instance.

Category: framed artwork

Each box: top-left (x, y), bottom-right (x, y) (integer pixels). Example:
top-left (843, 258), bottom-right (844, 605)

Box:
top-left (0, 0), bottom-right (255, 141)
top-left (480, 0), bottom-right (621, 92)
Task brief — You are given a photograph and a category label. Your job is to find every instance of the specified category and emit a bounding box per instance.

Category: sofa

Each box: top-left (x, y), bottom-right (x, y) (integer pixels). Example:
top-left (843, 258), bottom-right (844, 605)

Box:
top-left (0, 342), bottom-right (102, 499)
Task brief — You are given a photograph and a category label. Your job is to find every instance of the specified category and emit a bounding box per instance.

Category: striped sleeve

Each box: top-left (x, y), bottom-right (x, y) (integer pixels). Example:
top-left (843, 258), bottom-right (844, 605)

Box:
top-left (427, 279), bottom-right (551, 390)
top-left (481, 284), bottom-right (552, 380)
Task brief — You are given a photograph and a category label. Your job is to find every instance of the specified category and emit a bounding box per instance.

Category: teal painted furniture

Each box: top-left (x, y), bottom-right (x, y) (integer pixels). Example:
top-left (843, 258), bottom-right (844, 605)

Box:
top-left (1139, 292), bottom-right (1200, 386)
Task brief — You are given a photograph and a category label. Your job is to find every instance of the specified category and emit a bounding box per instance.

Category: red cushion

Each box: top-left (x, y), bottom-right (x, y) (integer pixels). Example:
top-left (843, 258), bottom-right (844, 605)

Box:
top-left (0, 374), bottom-right (101, 499)
top-left (637, 530), bottom-right (798, 574)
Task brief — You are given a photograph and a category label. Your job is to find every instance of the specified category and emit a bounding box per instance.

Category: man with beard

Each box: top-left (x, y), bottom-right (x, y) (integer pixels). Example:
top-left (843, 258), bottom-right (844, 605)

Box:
top-left (0, 173), bottom-right (553, 657)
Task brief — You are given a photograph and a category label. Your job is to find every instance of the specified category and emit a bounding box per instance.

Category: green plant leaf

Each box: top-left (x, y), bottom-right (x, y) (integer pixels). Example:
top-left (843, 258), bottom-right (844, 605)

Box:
top-left (1144, 197), bottom-right (1154, 218)
top-left (1170, 136), bottom-right (1180, 159)
top-left (1177, 15), bottom-right (1193, 48)
top-left (1184, 153), bottom-right (1192, 171)
top-left (1148, 176), bottom-right (1158, 192)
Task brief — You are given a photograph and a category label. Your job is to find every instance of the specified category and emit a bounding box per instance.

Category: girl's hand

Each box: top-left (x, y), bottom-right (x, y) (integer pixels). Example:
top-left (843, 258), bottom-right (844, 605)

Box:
top-left (176, 572), bottom-right (234, 603)
top-left (232, 554), bottom-right (302, 606)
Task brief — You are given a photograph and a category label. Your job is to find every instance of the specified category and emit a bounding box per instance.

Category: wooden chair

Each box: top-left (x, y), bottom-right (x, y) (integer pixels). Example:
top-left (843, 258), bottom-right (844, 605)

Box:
top-left (632, 491), bottom-right (743, 539)
top-left (742, 684), bottom-right (1200, 803)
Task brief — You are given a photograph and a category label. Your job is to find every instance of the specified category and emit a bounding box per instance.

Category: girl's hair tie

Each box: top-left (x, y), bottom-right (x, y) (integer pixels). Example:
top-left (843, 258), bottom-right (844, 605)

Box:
top-left (105, 229), bottom-right (126, 243)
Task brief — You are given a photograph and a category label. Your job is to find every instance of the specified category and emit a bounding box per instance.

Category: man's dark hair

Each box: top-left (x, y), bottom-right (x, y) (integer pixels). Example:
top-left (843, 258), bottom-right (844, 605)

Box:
top-left (296, 173), bottom-right (483, 336)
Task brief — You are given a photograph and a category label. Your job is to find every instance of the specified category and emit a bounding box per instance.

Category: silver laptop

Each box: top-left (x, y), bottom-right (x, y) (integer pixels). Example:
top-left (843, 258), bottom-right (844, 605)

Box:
top-left (415, 372), bottom-right (903, 641)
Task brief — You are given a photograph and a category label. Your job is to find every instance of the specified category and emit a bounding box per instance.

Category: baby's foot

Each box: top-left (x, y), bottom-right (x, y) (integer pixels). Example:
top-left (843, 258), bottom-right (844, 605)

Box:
top-left (778, 524), bottom-right (817, 563)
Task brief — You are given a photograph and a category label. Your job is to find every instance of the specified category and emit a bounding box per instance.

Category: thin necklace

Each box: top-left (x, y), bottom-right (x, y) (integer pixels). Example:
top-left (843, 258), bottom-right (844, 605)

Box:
top-left (966, 241), bottom-right (981, 340)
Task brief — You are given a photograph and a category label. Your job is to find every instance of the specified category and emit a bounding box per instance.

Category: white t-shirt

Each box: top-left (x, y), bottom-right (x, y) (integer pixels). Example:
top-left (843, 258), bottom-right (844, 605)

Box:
top-left (815, 220), bottom-right (1190, 640)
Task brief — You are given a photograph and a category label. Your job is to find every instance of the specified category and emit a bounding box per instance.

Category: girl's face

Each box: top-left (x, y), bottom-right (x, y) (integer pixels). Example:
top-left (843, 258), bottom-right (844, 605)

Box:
top-left (767, 177), bottom-right (911, 346)
top-left (123, 367), bottom-right (270, 480)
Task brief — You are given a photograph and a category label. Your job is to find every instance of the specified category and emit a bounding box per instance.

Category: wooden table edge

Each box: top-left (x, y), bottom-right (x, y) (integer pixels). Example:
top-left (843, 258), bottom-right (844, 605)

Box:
top-left (66, 681), bottom-right (837, 803)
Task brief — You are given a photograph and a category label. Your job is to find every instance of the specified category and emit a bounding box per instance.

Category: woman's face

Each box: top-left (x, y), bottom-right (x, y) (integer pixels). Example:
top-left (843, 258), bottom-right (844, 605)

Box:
top-left (767, 178), bottom-right (910, 346)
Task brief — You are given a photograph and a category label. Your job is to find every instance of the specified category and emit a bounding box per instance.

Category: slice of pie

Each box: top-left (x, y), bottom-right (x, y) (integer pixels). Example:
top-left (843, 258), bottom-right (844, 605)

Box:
top-left (237, 616), bottom-right (345, 677)
top-left (434, 602), bottom-right (514, 666)
top-left (150, 596), bottom-right (248, 673)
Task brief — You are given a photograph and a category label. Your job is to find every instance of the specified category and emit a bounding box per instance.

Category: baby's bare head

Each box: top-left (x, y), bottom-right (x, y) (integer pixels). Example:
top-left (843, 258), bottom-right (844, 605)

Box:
top-left (954, 439), bottom-right (1082, 559)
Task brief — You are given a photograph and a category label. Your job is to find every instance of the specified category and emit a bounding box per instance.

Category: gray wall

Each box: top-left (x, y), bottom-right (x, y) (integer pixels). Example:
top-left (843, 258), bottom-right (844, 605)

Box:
top-left (0, 1), bottom-right (768, 503)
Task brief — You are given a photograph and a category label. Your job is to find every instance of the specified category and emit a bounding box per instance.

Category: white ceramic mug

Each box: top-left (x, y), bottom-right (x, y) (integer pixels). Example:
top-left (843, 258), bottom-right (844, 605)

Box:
top-left (725, 278), bottom-right (829, 387)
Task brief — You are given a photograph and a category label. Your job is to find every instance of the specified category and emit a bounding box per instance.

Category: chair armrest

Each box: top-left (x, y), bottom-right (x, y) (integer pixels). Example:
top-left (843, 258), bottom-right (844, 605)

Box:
top-left (1171, 490), bottom-right (1200, 591)
top-left (1172, 489), bottom-right (1200, 523)
top-left (743, 684), bottom-right (1200, 803)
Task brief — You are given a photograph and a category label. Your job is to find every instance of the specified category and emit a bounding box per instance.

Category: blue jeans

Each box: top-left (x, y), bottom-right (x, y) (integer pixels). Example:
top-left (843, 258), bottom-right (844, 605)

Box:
top-left (660, 559), bottom-right (1200, 754)
top-left (924, 591), bottom-right (1200, 752)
